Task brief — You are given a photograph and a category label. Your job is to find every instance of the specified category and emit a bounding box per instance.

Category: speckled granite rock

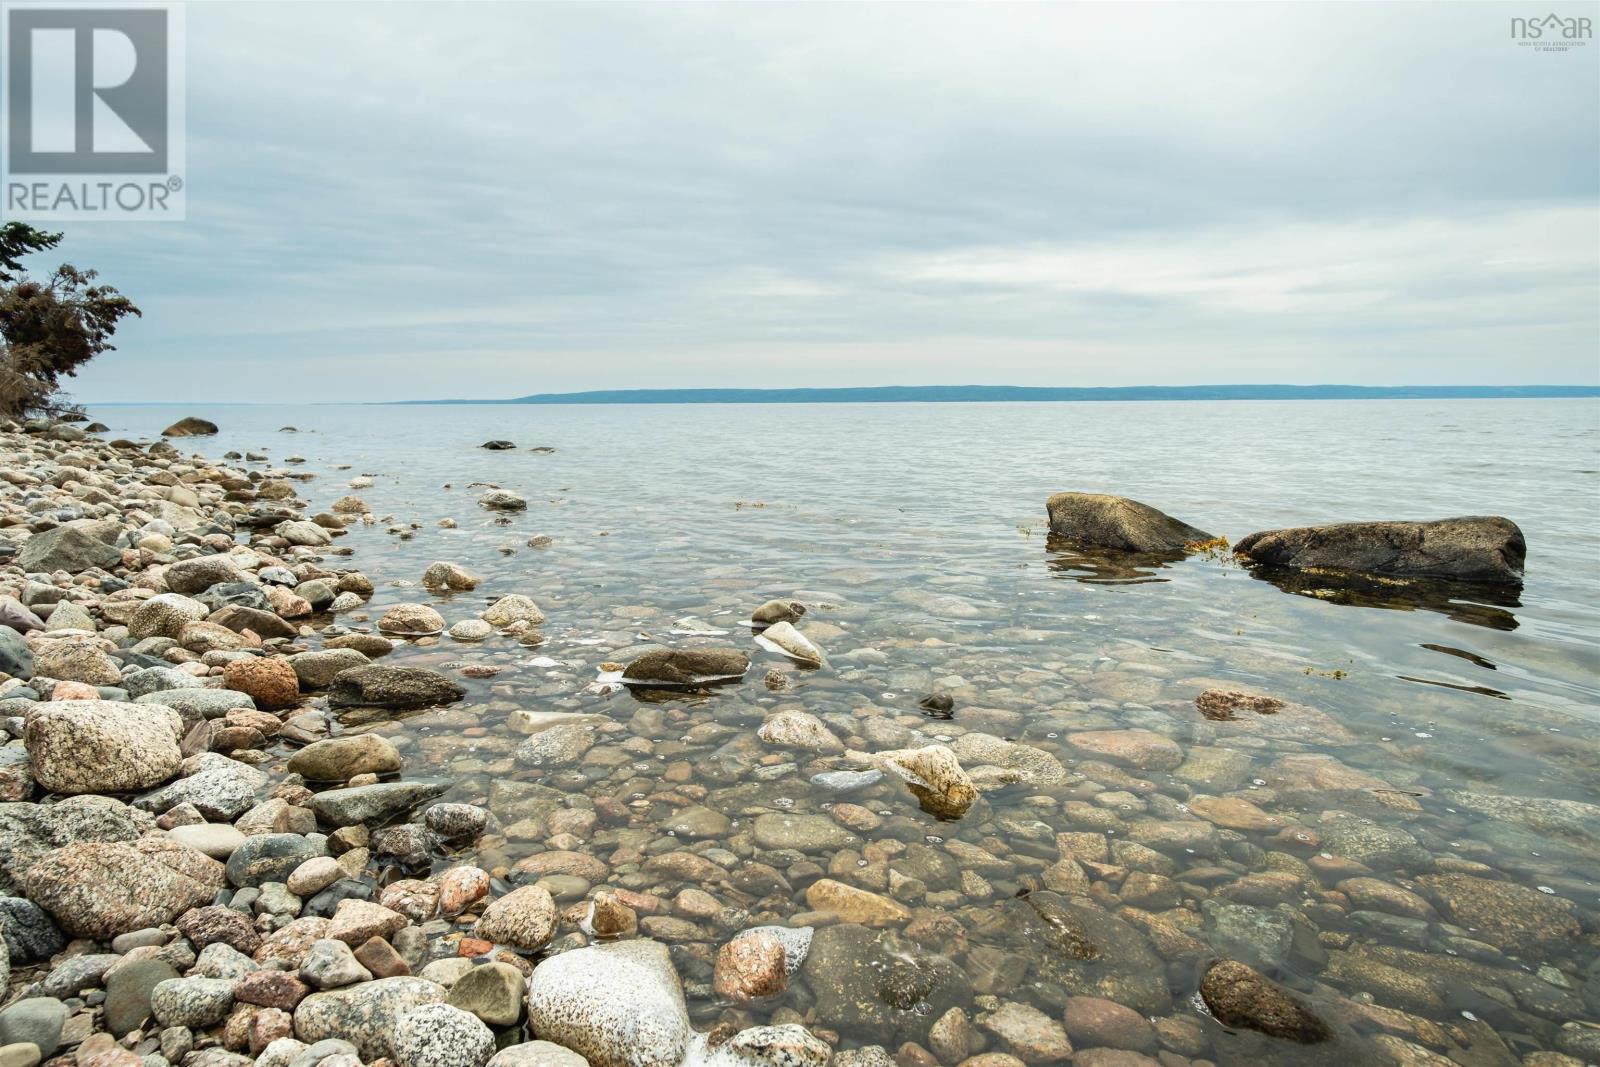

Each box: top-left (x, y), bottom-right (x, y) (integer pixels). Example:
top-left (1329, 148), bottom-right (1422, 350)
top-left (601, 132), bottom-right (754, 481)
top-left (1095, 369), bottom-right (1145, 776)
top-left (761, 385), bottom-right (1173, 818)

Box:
top-left (523, 940), bottom-right (688, 1067)
top-left (391, 1004), bottom-right (495, 1067)
top-left (292, 976), bottom-right (446, 1060)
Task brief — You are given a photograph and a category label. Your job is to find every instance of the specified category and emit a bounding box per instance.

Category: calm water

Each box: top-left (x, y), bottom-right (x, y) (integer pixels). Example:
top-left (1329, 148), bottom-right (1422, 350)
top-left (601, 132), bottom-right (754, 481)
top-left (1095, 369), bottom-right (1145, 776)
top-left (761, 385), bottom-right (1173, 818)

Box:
top-left (92, 399), bottom-right (1600, 1062)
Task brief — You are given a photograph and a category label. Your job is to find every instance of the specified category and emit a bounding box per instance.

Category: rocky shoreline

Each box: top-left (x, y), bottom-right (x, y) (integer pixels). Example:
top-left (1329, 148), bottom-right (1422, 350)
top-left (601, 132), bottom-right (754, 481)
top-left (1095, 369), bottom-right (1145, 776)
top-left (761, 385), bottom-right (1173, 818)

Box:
top-left (1, 418), bottom-right (1597, 1067)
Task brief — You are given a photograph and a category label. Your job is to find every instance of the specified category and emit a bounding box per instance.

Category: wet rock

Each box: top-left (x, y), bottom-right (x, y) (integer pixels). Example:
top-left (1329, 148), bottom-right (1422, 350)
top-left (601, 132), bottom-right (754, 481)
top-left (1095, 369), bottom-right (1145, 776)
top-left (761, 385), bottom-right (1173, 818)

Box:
top-left (692, 1025), bottom-right (830, 1067)
top-left (310, 780), bottom-right (450, 826)
top-left (287, 735), bottom-right (402, 781)
top-left (802, 879), bottom-right (910, 926)
top-left (514, 722), bottom-right (597, 767)
top-left (17, 526), bottom-right (123, 574)
top-left (1198, 959), bottom-right (1329, 1043)
top-left (22, 839), bottom-right (222, 938)
top-left (622, 648), bottom-right (748, 687)
top-left (424, 803), bottom-right (488, 842)
top-left (292, 976), bottom-right (446, 1060)
top-left (1201, 900), bottom-right (1293, 970)
top-left (1317, 811), bottom-right (1429, 870)
top-left (449, 620), bottom-right (492, 641)
top-left (524, 939), bottom-right (689, 1067)
top-left (24, 700), bottom-right (182, 794)
top-left (756, 710), bottom-right (844, 755)
top-left (751, 599), bottom-right (805, 626)
top-left (423, 562), bottom-right (481, 592)
top-left (879, 744), bottom-right (978, 819)
top-left (713, 927), bottom-right (812, 1003)
top-left (1417, 873), bottom-right (1579, 952)
top-left (978, 1002), bottom-right (1072, 1063)
top-left (948, 733), bottom-right (1067, 786)
top-left (474, 886), bottom-right (556, 951)
top-left (753, 621), bottom-right (826, 666)
top-left (753, 813), bottom-right (857, 852)
top-left (392, 1003), bottom-right (495, 1067)
top-left (482, 595), bottom-right (546, 627)
top-left (1060, 997), bottom-right (1157, 1053)
top-left (477, 490), bottom-right (527, 511)
top-left (802, 924), bottom-right (969, 1046)
top-left (1234, 516), bottom-right (1525, 583)
top-left (327, 666), bottom-right (464, 709)
top-left (222, 658), bottom-right (301, 711)
top-left (162, 417), bottom-right (219, 437)
top-left (480, 440), bottom-right (515, 450)
top-left (1065, 729), bottom-right (1182, 772)
top-left (1045, 493), bottom-right (1214, 552)
top-left (379, 604), bottom-right (446, 636)
top-left (1001, 893), bottom-right (1166, 1014)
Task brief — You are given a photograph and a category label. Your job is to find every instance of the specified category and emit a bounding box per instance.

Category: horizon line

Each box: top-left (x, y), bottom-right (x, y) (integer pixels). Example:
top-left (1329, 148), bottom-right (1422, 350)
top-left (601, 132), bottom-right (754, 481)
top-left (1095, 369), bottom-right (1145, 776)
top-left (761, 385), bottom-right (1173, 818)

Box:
top-left (77, 382), bottom-right (1600, 406)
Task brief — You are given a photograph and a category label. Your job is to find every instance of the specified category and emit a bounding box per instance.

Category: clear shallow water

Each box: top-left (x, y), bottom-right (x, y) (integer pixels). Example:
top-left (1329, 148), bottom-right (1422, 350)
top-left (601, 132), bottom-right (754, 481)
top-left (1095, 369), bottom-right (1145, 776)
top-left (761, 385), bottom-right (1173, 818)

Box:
top-left (92, 399), bottom-right (1600, 1062)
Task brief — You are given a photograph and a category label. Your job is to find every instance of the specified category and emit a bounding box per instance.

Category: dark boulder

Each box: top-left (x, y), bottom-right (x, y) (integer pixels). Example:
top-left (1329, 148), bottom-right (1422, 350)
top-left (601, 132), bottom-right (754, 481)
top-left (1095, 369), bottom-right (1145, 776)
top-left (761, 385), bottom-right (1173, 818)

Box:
top-left (328, 665), bottom-right (465, 709)
top-left (480, 440), bottom-right (515, 450)
top-left (1045, 493), bottom-right (1214, 553)
top-left (161, 417), bottom-right (219, 437)
top-left (1233, 516), bottom-right (1524, 583)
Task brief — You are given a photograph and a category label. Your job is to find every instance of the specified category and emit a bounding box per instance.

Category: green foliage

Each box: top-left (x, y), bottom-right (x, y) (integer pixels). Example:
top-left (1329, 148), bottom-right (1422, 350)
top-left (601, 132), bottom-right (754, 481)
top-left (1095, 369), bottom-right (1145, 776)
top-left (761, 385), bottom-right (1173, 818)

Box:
top-left (0, 224), bottom-right (139, 419)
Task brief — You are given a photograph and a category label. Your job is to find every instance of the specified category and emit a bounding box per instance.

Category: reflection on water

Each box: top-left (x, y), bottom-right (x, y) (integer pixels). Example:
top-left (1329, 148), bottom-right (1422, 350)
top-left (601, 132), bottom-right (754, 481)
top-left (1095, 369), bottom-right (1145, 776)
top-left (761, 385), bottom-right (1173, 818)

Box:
top-left (1044, 535), bottom-right (1181, 584)
top-left (89, 399), bottom-right (1600, 1064)
top-left (1239, 564), bottom-right (1524, 631)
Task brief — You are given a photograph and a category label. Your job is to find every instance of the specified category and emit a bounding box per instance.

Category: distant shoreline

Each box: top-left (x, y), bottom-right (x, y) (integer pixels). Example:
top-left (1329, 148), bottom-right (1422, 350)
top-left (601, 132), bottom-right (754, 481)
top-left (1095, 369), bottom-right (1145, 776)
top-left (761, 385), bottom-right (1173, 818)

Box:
top-left (394, 384), bottom-right (1600, 405)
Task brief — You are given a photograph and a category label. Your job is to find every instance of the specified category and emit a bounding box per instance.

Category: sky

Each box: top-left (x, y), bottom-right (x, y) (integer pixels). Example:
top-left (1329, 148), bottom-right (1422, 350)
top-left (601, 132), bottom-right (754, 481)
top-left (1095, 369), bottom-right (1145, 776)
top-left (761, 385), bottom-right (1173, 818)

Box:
top-left (36, 1), bottom-right (1600, 403)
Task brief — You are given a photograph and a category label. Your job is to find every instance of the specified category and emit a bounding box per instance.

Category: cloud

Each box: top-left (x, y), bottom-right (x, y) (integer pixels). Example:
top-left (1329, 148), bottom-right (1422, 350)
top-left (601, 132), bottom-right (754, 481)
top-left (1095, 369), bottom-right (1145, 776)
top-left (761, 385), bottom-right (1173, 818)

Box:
top-left (45, 1), bottom-right (1599, 402)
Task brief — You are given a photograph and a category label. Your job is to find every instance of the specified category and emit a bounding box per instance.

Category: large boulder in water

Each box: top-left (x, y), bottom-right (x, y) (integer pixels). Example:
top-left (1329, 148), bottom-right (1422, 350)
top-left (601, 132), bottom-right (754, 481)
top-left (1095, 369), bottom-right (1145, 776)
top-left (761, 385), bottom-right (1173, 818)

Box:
top-left (1046, 493), bottom-right (1214, 553)
top-left (1233, 516), bottom-right (1525, 583)
top-left (1199, 959), bottom-right (1329, 1043)
top-left (161, 417), bottom-right (218, 437)
top-left (621, 648), bottom-right (749, 687)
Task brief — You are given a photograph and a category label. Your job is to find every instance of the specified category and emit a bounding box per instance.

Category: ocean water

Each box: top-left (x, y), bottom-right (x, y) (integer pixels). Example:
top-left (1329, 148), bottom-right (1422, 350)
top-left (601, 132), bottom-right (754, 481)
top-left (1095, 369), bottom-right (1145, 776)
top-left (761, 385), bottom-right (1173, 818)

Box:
top-left (91, 398), bottom-right (1600, 1061)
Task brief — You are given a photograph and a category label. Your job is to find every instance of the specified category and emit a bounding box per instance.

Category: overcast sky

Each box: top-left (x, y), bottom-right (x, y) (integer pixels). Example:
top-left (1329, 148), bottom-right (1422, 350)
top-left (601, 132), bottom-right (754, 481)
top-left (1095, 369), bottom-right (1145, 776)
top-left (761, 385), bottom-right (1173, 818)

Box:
top-left (53, 2), bottom-right (1600, 403)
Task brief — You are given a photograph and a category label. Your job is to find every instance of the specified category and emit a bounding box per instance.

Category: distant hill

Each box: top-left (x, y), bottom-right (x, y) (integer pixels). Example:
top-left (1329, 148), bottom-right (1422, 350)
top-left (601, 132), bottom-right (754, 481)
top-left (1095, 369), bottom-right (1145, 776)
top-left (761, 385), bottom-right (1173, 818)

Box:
top-left (399, 384), bottom-right (1600, 405)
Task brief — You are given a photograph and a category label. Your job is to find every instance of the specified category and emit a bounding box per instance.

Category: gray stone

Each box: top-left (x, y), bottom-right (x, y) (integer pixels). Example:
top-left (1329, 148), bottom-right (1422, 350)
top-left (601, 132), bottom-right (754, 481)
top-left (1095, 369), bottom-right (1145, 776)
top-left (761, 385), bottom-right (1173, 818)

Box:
top-left (300, 938), bottom-right (372, 989)
top-left (391, 1003), bottom-right (495, 1067)
top-left (288, 649), bottom-right (370, 690)
top-left (39, 952), bottom-right (120, 997)
top-left (226, 834), bottom-right (326, 888)
top-left (17, 527), bottom-right (121, 574)
top-left (292, 976), bottom-right (446, 1060)
top-left (104, 959), bottom-right (180, 1036)
top-left (752, 813), bottom-right (857, 853)
top-left (0, 999), bottom-right (67, 1058)
top-left (150, 976), bottom-right (236, 1028)
top-left (310, 780), bottom-right (450, 827)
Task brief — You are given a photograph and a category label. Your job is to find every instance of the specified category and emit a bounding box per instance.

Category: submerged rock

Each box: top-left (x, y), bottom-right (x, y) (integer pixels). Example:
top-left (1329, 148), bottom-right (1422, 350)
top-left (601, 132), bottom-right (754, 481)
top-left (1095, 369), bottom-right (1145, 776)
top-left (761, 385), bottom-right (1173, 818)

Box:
top-left (879, 744), bottom-right (978, 819)
top-left (1199, 959), bottom-right (1329, 1043)
top-left (801, 923), bottom-right (969, 1046)
top-left (621, 648), bottom-right (749, 687)
top-left (1233, 516), bottom-right (1525, 583)
top-left (1045, 493), bottom-right (1214, 553)
top-left (327, 666), bottom-right (464, 708)
top-left (524, 939), bottom-right (689, 1067)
